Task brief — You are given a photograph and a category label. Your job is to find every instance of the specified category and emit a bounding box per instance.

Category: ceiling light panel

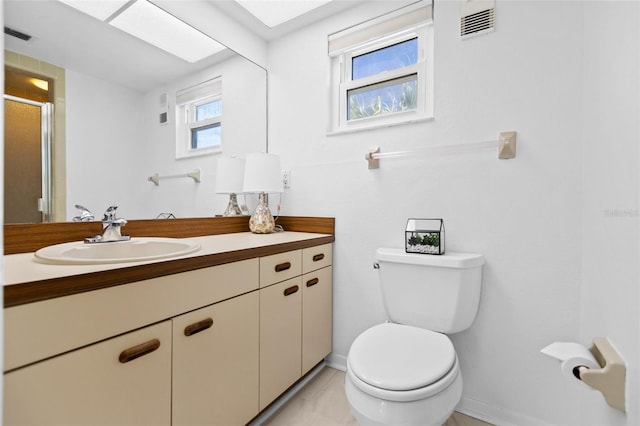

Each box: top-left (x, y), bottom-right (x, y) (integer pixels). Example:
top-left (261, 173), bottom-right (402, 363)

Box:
top-left (58, 0), bottom-right (130, 21)
top-left (109, 0), bottom-right (225, 63)
top-left (235, 0), bottom-right (333, 28)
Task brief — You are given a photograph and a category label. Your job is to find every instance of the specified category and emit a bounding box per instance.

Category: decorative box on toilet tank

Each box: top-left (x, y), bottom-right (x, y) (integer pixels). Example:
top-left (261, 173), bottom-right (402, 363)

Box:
top-left (405, 218), bottom-right (445, 255)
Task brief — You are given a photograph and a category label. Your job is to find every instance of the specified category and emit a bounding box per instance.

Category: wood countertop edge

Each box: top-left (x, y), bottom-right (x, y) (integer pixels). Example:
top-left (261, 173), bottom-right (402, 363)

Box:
top-left (4, 234), bottom-right (335, 308)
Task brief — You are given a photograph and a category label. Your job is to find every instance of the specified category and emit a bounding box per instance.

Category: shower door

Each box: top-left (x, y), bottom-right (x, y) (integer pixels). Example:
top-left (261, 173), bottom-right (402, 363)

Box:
top-left (4, 95), bottom-right (53, 223)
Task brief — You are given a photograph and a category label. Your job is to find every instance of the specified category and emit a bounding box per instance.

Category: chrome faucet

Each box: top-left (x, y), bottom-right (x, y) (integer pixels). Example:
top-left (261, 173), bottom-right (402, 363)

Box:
top-left (72, 204), bottom-right (95, 222)
top-left (85, 205), bottom-right (131, 243)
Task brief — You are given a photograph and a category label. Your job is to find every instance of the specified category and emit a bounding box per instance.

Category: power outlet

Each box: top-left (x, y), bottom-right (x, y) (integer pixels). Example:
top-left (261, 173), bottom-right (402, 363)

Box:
top-left (282, 169), bottom-right (291, 189)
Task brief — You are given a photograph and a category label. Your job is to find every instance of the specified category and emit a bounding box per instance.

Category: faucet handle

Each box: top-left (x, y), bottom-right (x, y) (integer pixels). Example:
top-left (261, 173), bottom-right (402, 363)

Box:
top-left (103, 205), bottom-right (120, 222)
top-left (73, 204), bottom-right (95, 222)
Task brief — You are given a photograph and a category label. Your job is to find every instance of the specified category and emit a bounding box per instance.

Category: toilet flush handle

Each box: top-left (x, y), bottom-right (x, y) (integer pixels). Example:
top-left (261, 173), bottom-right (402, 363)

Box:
top-left (373, 262), bottom-right (380, 269)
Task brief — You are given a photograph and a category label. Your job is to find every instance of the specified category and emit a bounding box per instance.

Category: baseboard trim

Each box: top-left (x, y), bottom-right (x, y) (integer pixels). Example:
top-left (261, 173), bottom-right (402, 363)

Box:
top-left (457, 396), bottom-right (552, 426)
top-left (326, 353), bottom-right (347, 371)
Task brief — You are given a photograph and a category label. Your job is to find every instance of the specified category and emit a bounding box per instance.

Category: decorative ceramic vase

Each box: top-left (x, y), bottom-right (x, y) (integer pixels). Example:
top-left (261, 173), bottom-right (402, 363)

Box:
top-left (249, 193), bottom-right (275, 233)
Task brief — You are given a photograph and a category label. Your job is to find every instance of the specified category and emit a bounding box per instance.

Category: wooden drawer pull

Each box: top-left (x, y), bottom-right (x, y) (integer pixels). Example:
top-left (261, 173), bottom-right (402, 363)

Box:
top-left (184, 318), bottom-right (214, 337)
top-left (284, 285), bottom-right (299, 296)
top-left (119, 339), bottom-right (160, 364)
top-left (306, 277), bottom-right (319, 287)
top-left (312, 253), bottom-right (325, 262)
top-left (275, 262), bottom-right (292, 272)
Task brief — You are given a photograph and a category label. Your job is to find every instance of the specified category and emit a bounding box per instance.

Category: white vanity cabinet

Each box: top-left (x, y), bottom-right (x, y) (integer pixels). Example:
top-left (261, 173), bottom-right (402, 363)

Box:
top-left (172, 291), bottom-right (259, 425)
top-left (3, 235), bottom-right (333, 425)
top-left (259, 243), bottom-right (333, 410)
top-left (4, 321), bottom-right (173, 426)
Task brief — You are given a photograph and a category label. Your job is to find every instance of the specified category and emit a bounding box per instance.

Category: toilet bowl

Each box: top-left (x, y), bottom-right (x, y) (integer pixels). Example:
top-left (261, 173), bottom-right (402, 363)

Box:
top-left (345, 323), bottom-right (462, 426)
top-left (345, 249), bottom-right (484, 426)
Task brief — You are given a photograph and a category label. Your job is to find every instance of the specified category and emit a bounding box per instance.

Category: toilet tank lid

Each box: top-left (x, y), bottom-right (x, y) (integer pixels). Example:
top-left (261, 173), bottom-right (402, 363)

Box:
top-left (376, 248), bottom-right (484, 268)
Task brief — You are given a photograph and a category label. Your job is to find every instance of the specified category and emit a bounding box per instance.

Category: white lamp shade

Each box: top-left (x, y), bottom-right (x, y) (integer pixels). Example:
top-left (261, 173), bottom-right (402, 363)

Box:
top-left (215, 157), bottom-right (245, 194)
top-left (243, 153), bottom-right (283, 193)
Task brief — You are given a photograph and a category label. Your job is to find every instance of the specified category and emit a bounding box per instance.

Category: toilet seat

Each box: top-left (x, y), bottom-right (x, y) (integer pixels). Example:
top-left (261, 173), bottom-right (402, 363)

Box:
top-left (347, 323), bottom-right (459, 402)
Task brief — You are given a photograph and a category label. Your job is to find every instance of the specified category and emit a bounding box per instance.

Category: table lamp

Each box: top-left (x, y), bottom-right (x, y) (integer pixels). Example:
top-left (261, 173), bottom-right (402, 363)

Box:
top-left (242, 153), bottom-right (283, 233)
top-left (215, 156), bottom-right (245, 216)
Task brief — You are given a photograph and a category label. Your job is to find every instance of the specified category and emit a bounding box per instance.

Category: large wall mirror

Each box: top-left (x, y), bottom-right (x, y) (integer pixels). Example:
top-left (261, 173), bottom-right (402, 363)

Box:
top-left (4, 0), bottom-right (267, 223)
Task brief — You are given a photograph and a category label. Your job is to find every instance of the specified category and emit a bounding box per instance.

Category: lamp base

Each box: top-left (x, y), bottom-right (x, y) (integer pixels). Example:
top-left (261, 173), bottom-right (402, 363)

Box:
top-left (223, 193), bottom-right (243, 216)
top-left (249, 193), bottom-right (275, 233)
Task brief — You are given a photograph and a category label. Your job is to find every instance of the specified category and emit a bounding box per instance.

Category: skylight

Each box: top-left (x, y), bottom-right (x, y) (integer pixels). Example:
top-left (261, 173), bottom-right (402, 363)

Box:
top-left (109, 0), bottom-right (225, 63)
top-left (58, 0), bottom-right (129, 21)
top-left (58, 0), bottom-right (225, 63)
top-left (235, 0), bottom-right (333, 28)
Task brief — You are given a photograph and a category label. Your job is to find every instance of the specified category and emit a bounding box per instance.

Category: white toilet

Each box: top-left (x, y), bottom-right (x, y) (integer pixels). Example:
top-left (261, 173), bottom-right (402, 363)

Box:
top-left (345, 248), bottom-right (484, 426)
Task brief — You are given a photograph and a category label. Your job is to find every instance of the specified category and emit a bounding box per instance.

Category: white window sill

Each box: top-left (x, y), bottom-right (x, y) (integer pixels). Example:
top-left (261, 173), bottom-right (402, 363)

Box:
top-left (176, 147), bottom-right (222, 160)
top-left (326, 115), bottom-right (433, 137)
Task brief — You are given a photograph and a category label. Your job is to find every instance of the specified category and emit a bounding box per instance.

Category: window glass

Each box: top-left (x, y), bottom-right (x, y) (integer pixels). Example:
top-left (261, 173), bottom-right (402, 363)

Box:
top-left (195, 99), bottom-right (222, 121)
top-left (348, 75), bottom-right (417, 120)
top-left (352, 38), bottom-right (418, 80)
top-left (191, 122), bottom-right (221, 149)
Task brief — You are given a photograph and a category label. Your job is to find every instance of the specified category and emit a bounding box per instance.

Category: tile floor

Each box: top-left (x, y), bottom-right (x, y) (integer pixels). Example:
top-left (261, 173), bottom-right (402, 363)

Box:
top-left (263, 367), bottom-right (494, 426)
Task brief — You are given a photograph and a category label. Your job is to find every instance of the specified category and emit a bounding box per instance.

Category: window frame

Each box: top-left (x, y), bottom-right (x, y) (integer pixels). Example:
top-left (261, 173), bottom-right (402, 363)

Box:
top-left (187, 95), bottom-right (222, 150)
top-left (175, 79), bottom-right (223, 159)
top-left (328, 9), bottom-right (433, 134)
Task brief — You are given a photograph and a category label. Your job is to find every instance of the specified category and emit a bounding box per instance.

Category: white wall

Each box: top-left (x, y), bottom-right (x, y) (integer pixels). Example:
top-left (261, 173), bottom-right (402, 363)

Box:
top-left (579, 2), bottom-right (639, 425)
top-left (65, 69), bottom-right (146, 219)
top-left (267, 1), bottom-right (638, 424)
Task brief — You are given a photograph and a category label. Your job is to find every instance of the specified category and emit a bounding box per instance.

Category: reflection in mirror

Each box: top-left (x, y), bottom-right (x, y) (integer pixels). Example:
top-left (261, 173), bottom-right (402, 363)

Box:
top-left (4, 0), bottom-right (267, 223)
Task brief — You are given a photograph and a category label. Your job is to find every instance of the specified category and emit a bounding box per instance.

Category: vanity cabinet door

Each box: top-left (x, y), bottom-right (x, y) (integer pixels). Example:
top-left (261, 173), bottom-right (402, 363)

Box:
top-left (3, 321), bottom-right (172, 426)
top-left (302, 266), bottom-right (333, 374)
top-left (172, 291), bottom-right (259, 426)
top-left (259, 276), bottom-right (302, 410)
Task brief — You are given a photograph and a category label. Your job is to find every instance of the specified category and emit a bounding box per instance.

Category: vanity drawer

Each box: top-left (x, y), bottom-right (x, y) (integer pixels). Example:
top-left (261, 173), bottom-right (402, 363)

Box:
top-left (259, 250), bottom-right (302, 288)
top-left (302, 243), bottom-right (332, 274)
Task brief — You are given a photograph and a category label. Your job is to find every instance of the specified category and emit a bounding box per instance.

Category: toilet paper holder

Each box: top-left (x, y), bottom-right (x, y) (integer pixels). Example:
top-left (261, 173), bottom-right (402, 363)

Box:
top-left (577, 337), bottom-right (626, 412)
top-left (543, 337), bottom-right (626, 412)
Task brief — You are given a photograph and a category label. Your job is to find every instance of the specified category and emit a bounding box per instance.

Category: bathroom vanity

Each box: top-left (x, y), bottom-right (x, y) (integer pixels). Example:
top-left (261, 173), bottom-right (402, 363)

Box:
top-left (3, 217), bottom-right (334, 425)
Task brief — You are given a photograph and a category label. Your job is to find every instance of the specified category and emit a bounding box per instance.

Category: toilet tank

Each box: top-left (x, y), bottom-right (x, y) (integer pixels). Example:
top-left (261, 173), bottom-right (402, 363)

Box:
top-left (375, 248), bottom-right (484, 334)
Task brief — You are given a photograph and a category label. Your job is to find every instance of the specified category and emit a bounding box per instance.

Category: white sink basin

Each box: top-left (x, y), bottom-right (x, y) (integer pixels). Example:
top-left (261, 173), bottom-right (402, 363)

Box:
top-left (34, 237), bottom-right (201, 265)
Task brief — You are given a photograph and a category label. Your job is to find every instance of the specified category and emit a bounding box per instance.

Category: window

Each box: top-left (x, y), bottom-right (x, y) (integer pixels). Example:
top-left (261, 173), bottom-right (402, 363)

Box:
top-left (328, 3), bottom-right (433, 133)
top-left (176, 78), bottom-right (222, 158)
top-left (190, 97), bottom-right (222, 149)
top-left (348, 38), bottom-right (418, 120)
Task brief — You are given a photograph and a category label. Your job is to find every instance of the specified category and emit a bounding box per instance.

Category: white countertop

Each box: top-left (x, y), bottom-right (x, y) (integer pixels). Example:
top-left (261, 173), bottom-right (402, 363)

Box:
top-left (4, 231), bottom-right (331, 287)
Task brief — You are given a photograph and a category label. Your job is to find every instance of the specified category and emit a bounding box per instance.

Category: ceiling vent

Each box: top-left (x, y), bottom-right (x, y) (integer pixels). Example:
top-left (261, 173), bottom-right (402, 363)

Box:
top-left (460, 0), bottom-right (495, 39)
top-left (4, 26), bottom-right (32, 41)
